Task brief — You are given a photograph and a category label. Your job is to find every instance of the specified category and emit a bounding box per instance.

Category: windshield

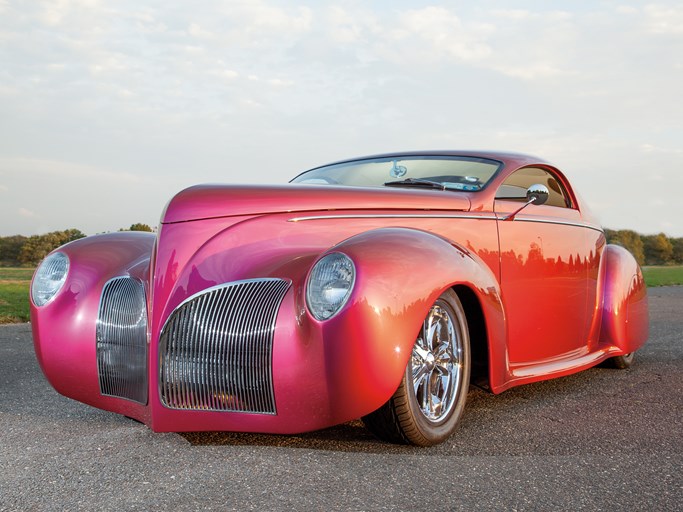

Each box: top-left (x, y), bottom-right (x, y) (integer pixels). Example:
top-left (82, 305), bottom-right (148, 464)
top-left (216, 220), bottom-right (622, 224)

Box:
top-left (291, 155), bottom-right (503, 191)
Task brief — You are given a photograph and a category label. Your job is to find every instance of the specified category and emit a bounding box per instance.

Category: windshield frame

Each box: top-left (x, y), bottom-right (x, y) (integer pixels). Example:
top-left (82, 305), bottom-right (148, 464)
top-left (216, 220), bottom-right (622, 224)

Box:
top-left (291, 154), bottom-right (505, 192)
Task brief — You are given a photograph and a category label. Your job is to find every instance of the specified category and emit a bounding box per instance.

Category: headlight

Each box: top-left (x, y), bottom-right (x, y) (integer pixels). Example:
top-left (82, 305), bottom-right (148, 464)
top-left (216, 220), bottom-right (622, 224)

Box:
top-left (306, 252), bottom-right (355, 321)
top-left (31, 252), bottom-right (70, 306)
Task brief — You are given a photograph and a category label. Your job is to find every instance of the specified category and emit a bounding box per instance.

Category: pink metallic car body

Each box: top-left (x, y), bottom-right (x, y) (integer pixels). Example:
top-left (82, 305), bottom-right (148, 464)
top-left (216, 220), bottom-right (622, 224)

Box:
top-left (31, 151), bottom-right (648, 444)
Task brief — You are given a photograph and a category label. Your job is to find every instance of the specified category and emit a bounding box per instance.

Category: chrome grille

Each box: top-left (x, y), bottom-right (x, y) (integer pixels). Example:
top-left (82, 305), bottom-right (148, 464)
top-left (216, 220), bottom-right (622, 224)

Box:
top-left (97, 277), bottom-right (148, 404)
top-left (159, 279), bottom-right (290, 414)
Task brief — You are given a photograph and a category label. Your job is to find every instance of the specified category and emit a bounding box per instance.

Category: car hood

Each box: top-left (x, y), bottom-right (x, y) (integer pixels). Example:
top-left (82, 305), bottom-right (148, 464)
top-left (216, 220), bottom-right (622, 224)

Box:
top-left (161, 184), bottom-right (472, 224)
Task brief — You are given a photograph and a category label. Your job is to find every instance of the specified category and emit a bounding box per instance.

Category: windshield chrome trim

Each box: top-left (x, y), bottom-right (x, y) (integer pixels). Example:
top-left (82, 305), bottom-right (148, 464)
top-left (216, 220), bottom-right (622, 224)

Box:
top-left (290, 154), bottom-right (505, 192)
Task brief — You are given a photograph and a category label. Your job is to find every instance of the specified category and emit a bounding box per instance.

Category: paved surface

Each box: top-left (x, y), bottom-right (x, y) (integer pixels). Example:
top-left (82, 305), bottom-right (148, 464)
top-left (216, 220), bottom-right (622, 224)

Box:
top-left (1, 287), bottom-right (682, 511)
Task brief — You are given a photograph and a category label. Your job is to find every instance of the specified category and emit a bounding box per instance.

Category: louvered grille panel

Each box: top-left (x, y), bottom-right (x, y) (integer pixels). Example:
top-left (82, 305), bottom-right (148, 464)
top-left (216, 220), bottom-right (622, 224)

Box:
top-left (97, 277), bottom-right (148, 404)
top-left (159, 279), bottom-right (290, 414)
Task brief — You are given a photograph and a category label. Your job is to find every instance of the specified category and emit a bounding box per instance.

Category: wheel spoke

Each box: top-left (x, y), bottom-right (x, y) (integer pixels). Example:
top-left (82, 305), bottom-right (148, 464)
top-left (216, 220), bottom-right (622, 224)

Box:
top-left (424, 372), bottom-right (439, 417)
top-left (424, 313), bottom-right (439, 351)
top-left (436, 346), bottom-right (453, 366)
top-left (430, 395), bottom-right (442, 417)
top-left (412, 364), bottom-right (430, 395)
top-left (431, 370), bottom-right (447, 416)
top-left (420, 371), bottom-right (431, 415)
top-left (413, 345), bottom-right (430, 363)
top-left (439, 373), bottom-right (451, 407)
top-left (409, 299), bottom-right (466, 423)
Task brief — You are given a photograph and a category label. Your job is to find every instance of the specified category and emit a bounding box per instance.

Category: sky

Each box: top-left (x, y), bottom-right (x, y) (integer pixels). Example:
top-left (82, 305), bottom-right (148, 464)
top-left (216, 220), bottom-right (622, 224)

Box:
top-left (1, 0), bottom-right (682, 237)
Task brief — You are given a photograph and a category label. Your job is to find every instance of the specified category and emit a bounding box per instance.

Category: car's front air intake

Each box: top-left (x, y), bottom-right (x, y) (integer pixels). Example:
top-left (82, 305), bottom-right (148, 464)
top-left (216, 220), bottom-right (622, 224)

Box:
top-left (97, 277), bottom-right (148, 404)
top-left (158, 279), bottom-right (290, 414)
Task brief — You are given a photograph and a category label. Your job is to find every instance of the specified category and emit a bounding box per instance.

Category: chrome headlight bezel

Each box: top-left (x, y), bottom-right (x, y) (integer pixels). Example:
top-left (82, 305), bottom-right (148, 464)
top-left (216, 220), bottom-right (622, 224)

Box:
top-left (306, 252), bottom-right (356, 321)
top-left (31, 252), bottom-right (70, 307)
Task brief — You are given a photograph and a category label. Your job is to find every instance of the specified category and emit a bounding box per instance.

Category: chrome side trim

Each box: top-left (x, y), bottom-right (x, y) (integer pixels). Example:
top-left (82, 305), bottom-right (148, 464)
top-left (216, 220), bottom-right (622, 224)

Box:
top-left (288, 212), bottom-right (603, 233)
top-left (158, 278), bottom-right (291, 414)
top-left (498, 215), bottom-right (604, 233)
top-left (289, 213), bottom-right (497, 222)
top-left (97, 276), bottom-right (148, 404)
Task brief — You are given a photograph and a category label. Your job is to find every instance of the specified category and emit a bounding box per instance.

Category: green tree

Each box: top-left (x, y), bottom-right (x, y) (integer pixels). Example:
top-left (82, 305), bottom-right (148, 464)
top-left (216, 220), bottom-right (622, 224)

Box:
top-left (642, 233), bottom-right (674, 265)
top-left (0, 235), bottom-right (27, 265)
top-left (670, 237), bottom-right (683, 264)
top-left (604, 229), bottom-right (645, 266)
top-left (127, 223), bottom-right (153, 232)
top-left (18, 229), bottom-right (86, 265)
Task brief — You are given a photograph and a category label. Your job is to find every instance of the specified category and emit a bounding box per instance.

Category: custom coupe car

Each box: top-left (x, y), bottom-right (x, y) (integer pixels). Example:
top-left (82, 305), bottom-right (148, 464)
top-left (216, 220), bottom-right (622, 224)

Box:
top-left (30, 151), bottom-right (648, 446)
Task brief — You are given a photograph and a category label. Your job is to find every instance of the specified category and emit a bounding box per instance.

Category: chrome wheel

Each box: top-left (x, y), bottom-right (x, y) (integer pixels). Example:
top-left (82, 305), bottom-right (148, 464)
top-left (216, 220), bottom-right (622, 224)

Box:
top-left (411, 299), bottom-right (463, 423)
top-left (362, 289), bottom-right (470, 446)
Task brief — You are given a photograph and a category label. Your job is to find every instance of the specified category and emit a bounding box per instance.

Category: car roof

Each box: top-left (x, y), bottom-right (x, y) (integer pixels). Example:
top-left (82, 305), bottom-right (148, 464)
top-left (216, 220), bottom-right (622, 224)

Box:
top-left (308, 150), bottom-right (550, 172)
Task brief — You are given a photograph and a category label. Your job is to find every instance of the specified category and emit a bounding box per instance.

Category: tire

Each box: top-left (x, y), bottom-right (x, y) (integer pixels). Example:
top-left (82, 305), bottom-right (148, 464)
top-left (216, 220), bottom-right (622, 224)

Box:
top-left (601, 352), bottom-right (635, 369)
top-left (362, 289), bottom-right (471, 446)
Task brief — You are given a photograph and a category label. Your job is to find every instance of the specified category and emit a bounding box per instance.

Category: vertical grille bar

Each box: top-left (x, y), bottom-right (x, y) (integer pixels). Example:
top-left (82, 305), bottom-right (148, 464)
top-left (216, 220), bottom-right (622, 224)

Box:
top-left (97, 277), bottom-right (148, 404)
top-left (159, 279), bottom-right (290, 414)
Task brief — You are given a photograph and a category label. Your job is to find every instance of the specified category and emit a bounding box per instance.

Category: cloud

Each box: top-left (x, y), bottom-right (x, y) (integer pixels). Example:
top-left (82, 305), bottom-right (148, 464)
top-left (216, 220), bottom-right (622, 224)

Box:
top-left (267, 78), bottom-right (294, 87)
top-left (640, 144), bottom-right (683, 154)
top-left (644, 5), bottom-right (683, 34)
top-left (0, 158), bottom-right (151, 185)
top-left (326, 6), bottom-right (365, 44)
top-left (188, 23), bottom-right (213, 40)
top-left (185, 1), bottom-right (313, 48)
top-left (314, 5), bottom-right (580, 80)
top-left (491, 9), bottom-right (533, 21)
top-left (19, 207), bottom-right (40, 219)
top-left (229, 2), bottom-right (312, 34)
top-left (373, 6), bottom-right (494, 64)
top-left (0, 85), bottom-right (18, 96)
top-left (1, 0), bottom-right (682, 237)
top-left (492, 62), bottom-right (573, 80)
top-left (240, 98), bottom-right (264, 109)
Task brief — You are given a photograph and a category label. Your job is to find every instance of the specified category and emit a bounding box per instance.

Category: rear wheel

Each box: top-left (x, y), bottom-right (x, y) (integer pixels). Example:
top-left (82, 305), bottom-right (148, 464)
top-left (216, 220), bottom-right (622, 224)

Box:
top-left (601, 352), bottom-right (635, 369)
top-left (362, 289), bottom-right (471, 446)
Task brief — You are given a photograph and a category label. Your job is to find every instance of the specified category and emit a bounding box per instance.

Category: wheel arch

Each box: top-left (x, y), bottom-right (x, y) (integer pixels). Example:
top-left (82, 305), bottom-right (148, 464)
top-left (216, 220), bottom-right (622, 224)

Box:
top-left (318, 227), bottom-right (507, 420)
top-left (452, 284), bottom-right (490, 390)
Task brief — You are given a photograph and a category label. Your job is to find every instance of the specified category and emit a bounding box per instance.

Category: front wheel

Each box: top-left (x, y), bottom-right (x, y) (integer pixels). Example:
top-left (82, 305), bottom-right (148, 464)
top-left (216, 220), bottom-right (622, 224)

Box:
top-left (362, 289), bottom-right (471, 446)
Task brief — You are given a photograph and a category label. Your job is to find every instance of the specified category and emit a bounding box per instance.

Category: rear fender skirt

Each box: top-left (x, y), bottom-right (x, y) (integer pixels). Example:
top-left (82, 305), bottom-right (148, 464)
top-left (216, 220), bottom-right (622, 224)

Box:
top-left (599, 244), bottom-right (649, 353)
top-left (316, 227), bottom-right (507, 419)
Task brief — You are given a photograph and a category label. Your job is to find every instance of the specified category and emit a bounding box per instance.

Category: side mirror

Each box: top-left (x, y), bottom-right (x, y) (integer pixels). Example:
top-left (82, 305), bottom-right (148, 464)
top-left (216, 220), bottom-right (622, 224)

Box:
top-left (504, 183), bottom-right (550, 221)
top-left (526, 184), bottom-right (549, 206)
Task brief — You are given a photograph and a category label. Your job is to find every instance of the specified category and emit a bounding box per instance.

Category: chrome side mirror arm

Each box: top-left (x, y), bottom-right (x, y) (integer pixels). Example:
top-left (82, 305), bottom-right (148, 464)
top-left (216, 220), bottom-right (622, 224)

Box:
top-left (503, 184), bottom-right (549, 221)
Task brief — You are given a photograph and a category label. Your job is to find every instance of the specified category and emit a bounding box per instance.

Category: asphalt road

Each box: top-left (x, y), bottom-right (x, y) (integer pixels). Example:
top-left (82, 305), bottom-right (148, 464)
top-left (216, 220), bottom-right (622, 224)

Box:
top-left (1, 287), bottom-right (682, 511)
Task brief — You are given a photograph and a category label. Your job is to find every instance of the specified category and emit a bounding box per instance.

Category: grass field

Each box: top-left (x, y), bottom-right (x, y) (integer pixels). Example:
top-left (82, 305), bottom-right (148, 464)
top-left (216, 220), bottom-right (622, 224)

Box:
top-left (642, 265), bottom-right (683, 287)
top-left (0, 267), bottom-right (32, 324)
top-left (0, 265), bottom-right (681, 324)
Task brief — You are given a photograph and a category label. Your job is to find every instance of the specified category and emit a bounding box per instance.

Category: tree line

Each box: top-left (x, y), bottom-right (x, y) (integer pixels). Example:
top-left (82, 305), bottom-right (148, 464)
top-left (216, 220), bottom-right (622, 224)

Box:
top-left (604, 229), bottom-right (683, 266)
top-left (0, 224), bottom-right (153, 266)
top-left (0, 225), bottom-right (681, 267)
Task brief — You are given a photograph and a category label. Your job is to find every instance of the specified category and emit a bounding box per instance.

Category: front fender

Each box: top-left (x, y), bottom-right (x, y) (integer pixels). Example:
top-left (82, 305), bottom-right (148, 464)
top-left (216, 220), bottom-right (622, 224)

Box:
top-left (316, 227), bottom-right (506, 421)
top-left (599, 244), bottom-right (649, 353)
top-left (30, 232), bottom-right (155, 420)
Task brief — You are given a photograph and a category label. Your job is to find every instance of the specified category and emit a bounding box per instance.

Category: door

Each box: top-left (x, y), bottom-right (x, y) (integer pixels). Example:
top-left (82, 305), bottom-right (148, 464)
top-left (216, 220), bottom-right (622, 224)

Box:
top-left (494, 167), bottom-right (592, 366)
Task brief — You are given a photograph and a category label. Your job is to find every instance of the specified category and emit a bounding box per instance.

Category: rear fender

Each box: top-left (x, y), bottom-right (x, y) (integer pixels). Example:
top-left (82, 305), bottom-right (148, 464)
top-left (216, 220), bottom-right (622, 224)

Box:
top-left (599, 244), bottom-right (649, 353)
top-left (314, 227), bottom-right (506, 420)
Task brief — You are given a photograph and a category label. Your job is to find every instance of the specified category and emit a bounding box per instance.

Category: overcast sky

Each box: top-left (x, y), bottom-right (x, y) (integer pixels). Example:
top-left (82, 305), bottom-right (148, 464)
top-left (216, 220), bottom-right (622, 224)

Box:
top-left (1, 0), bottom-right (682, 237)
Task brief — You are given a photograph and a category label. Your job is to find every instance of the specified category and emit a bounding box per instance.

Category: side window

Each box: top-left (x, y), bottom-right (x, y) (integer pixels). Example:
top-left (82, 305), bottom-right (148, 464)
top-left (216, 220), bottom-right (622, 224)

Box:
top-left (495, 167), bottom-right (571, 208)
